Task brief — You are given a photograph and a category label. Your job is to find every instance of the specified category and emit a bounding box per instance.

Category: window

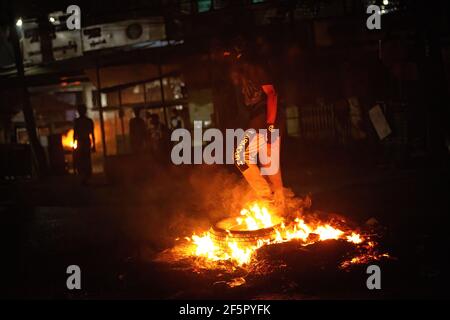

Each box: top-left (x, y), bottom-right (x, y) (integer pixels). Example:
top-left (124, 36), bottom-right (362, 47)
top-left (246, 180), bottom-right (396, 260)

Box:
top-left (198, 0), bottom-right (212, 12)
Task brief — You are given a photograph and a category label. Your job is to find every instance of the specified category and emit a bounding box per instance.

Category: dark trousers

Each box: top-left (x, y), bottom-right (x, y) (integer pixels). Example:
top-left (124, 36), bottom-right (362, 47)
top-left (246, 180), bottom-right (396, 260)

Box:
top-left (74, 146), bottom-right (92, 178)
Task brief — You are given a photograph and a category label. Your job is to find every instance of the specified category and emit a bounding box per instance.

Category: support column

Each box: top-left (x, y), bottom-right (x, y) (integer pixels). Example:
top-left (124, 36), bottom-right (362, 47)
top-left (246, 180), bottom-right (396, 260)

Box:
top-left (95, 62), bottom-right (107, 158)
top-left (158, 61), bottom-right (169, 128)
top-left (9, 6), bottom-right (47, 176)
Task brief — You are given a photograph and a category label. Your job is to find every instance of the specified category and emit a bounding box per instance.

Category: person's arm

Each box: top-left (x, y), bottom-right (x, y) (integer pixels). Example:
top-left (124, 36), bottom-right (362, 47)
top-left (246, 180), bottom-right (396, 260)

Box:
top-left (262, 84), bottom-right (283, 198)
top-left (262, 84), bottom-right (277, 125)
top-left (90, 120), bottom-right (96, 151)
top-left (73, 121), bottom-right (78, 146)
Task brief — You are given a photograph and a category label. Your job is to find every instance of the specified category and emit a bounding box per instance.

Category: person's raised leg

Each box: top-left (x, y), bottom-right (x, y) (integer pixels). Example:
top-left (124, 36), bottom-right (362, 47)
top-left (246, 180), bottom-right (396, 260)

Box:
top-left (235, 132), bottom-right (272, 200)
top-left (261, 135), bottom-right (285, 213)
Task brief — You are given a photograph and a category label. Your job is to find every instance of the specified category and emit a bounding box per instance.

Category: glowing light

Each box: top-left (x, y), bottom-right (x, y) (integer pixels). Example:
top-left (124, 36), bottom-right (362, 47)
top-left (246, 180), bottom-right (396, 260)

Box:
top-left (166, 200), bottom-right (391, 272)
top-left (347, 232), bottom-right (363, 244)
top-left (181, 202), bottom-right (374, 268)
top-left (314, 224), bottom-right (344, 241)
top-left (192, 232), bottom-right (217, 259)
top-left (238, 203), bottom-right (273, 230)
top-left (16, 19), bottom-right (23, 27)
top-left (61, 129), bottom-right (77, 150)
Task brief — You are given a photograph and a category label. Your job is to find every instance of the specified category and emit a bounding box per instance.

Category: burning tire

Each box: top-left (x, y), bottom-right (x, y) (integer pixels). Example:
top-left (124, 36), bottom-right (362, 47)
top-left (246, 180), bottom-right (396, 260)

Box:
top-left (211, 216), bottom-right (283, 248)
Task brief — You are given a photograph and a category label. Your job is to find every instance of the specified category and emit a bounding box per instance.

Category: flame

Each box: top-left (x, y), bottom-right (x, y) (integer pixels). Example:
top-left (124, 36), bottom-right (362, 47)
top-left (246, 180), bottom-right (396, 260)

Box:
top-left (346, 232), bottom-right (363, 244)
top-left (340, 252), bottom-right (390, 269)
top-left (190, 231), bottom-right (258, 266)
top-left (237, 203), bottom-right (273, 230)
top-left (177, 201), bottom-right (385, 269)
top-left (61, 129), bottom-right (77, 150)
top-left (192, 233), bottom-right (217, 258)
top-left (314, 225), bottom-right (344, 240)
top-left (228, 242), bottom-right (254, 265)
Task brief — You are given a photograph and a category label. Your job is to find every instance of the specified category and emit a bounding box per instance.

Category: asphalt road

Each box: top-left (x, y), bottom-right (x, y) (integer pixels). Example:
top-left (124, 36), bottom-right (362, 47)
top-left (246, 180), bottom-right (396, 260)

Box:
top-left (1, 161), bottom-right (449, 299)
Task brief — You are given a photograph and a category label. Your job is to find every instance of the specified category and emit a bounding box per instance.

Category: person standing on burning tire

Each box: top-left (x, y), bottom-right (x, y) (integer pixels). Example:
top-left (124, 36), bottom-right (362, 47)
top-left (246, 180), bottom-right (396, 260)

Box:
top-left (228, 36), bottom-right (285, 211)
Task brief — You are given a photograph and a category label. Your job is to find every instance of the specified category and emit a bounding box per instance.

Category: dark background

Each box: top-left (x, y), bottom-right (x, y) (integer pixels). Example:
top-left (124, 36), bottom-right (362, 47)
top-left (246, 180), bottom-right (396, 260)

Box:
top-left (0, 0), bottom-right (449, 299)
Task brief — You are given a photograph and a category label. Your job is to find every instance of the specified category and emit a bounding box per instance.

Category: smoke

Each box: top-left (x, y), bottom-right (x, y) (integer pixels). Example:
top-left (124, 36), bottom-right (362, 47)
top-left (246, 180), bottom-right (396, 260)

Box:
top-left (130, 164), bottom-right (254, 245)
top-left (164, 165), bottom-right (256, 237)
top-left (187, 165), bottom-right (255, 220)
top-left (127, 162), bottom-right (311, 250)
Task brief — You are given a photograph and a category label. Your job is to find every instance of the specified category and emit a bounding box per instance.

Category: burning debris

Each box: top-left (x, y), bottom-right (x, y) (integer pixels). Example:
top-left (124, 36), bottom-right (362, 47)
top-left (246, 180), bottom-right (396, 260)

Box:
top-left (157, 197), bottom-right (391, 278)
top-left (61, 129), bottom-right (77, 150)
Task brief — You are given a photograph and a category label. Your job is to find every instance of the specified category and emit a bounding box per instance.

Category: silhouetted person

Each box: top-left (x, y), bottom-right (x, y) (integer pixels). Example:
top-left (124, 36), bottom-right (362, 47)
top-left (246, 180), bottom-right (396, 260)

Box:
top-left (170, 109), bottom-right (184, 129)
top-left (148, 113), bottom-right (169, 163)
top-left (129, 107), bottom-right (146, 154)
top-left (73, 104), bottom-right (95, 184)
